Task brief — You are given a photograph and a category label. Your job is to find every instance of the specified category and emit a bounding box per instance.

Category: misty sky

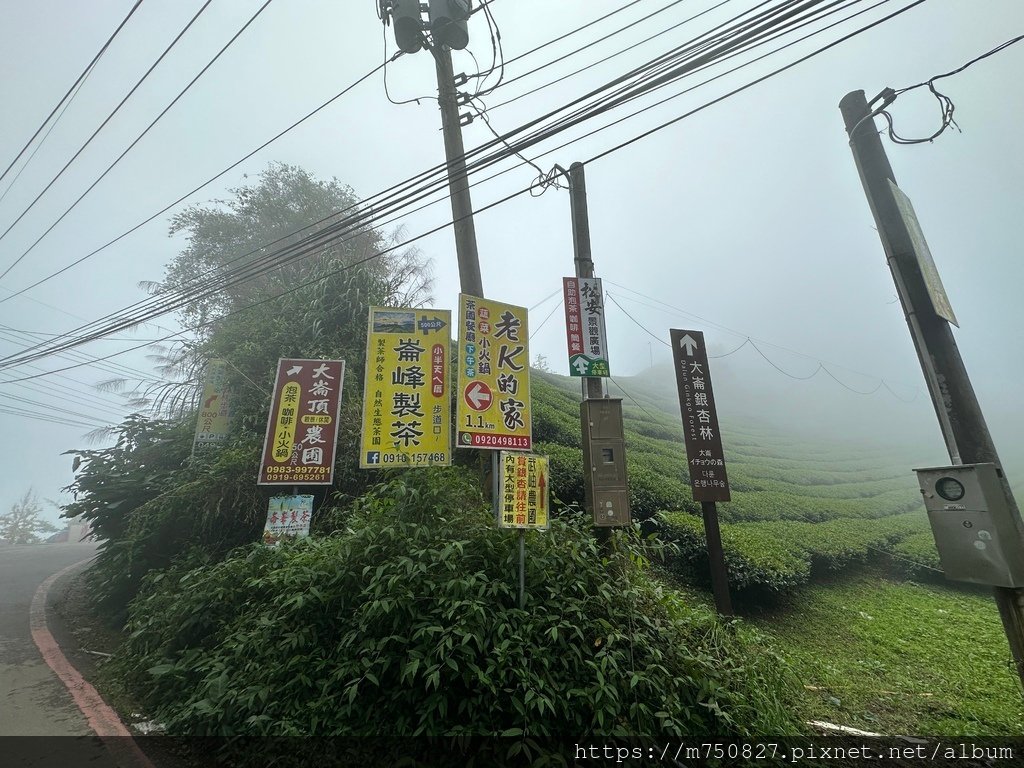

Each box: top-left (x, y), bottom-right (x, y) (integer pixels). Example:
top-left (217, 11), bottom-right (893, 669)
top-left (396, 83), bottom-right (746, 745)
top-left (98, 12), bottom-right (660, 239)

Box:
top-left (1, 0), bottom-right (1022, 523)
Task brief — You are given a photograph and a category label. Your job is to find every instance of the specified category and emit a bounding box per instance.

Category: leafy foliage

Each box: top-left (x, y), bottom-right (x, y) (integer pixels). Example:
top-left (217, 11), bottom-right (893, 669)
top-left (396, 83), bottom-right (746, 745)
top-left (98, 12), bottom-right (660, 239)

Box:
top-left (63, 165), bottom-right (431, 619)
top-left (116, 470), bottom-right (802, 762)
top-left (658, 511), bottom-right (933, 593)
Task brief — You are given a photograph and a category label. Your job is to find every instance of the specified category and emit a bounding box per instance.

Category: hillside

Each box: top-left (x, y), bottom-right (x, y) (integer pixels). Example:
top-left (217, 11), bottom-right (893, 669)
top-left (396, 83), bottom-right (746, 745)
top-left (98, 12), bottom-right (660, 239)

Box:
top-left (531, 367), bottom-right (944, 594)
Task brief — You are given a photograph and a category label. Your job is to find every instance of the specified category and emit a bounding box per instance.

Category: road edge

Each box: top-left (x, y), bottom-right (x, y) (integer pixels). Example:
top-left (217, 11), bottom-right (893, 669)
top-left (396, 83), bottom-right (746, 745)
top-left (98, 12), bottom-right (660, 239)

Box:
top-left (30, 557), bottom-right (156, 768)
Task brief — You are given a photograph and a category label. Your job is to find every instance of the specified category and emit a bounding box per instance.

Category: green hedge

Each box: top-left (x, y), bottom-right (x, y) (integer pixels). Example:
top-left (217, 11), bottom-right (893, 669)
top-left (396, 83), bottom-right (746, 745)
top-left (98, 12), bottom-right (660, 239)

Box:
top-left (658, 512), bottom-right (932, 593)
top-left (115, 470), bottom-right (803, 763)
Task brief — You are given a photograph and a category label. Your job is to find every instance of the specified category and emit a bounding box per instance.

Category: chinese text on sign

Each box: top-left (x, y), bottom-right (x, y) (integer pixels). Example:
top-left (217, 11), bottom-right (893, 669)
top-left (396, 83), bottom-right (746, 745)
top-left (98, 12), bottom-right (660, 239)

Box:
top-left (495, 452), bottom-right (550, 529)
top-left (258, 358), bottom-right (345, 485)
top-left (360, 307), bottom-right (452, 468)
top-left (670, 329), bottom-right (730, 502)
top-left (457, 294), bottom-right (532, 450)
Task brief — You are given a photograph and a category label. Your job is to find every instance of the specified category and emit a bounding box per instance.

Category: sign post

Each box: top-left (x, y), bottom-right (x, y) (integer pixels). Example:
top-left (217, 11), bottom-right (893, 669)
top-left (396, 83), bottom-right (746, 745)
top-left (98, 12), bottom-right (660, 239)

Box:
top-left (494, 451), bottom-right (550, 608)
top-left (359, 307), bottom-right (452, 468)
top-left (670, 329), bottom-right (733, 616)
top-left (258, 359), bottom-right (345, 486)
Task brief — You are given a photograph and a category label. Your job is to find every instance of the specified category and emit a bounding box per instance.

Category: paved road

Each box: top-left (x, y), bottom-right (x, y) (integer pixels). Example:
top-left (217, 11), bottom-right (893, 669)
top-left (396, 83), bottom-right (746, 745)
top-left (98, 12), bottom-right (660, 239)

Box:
top-left (0, 542), bottom-right (98, 736)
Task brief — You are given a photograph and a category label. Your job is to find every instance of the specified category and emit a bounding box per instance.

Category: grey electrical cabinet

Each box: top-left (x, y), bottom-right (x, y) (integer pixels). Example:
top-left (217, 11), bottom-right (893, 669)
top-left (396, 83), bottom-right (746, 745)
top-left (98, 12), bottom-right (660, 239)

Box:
top-left (581, 398), bottom-right (631, 527)
top-left (914, 463), bottom-right (1024, 588)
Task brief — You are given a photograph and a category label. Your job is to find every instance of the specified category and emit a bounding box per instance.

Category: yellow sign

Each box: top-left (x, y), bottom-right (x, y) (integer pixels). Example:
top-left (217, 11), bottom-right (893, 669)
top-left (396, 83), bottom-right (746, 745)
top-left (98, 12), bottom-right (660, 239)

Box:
top-left (193, 359), bottom-right (232, 451)
top-left (496, 452), bottom-right (549, 529)
top-left (457, 294), bottom-right (532, 450)
top-left (360, 307), bottom-right (452, 468)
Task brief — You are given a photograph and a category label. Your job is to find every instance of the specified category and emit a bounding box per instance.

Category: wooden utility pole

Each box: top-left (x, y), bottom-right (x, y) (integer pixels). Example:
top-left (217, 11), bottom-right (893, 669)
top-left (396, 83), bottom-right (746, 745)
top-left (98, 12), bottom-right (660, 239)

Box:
top-left (840, 89), bottom-right (1024, 691)
top-left (568, 163), bottom-right (604, 402)
top-left (433, 44), bottom-right (483, 297)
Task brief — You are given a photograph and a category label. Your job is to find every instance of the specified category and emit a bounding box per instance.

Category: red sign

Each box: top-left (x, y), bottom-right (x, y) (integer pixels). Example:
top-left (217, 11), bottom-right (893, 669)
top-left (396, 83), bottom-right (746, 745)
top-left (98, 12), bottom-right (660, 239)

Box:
top-left (563, 278), bottom-right (584, 357)
top-left (258, 358), bottom-right (346, 486)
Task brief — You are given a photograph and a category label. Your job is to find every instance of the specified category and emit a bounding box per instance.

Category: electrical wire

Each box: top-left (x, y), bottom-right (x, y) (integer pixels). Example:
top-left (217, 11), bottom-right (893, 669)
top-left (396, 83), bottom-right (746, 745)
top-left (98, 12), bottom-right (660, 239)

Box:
top-left (0, 0), bottom-right (928, 378)
top-left (0, 0), bottom-right (215, 251)
top-left (607, 290), bottom-right (919, 400)
top-left (487, 0), bottom-right (733, 112)
top-left (0, 57), bottom-right (393, 305)
top-left (0, 0), bottom-right (144, 188)
top-left (0, 0), bottom-right (276, 284)
top-left (0, 0), bottom-right (913, 372)
top-left (607, 281), bottom-right (919, 396)
top-left (0, 0), bottom-right (888, 360)
top-left (8, 0), bottom-right (868, 319)
top-left (873, 32), bottom-right (1024, 145)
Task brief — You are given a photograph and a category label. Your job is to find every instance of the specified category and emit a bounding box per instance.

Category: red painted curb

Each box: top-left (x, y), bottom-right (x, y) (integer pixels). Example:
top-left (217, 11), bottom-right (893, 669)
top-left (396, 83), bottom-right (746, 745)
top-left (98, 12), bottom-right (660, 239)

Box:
top-left (30, 557), bottom-right (157, 768)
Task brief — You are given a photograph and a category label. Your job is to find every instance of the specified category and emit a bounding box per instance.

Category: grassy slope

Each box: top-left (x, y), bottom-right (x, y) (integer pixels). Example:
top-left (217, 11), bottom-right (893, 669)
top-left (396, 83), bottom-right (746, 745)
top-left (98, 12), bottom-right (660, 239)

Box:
top-left (753, 573), bottom-right (1024, 735)
top-left (532, 367), bottom-right (1023, 734)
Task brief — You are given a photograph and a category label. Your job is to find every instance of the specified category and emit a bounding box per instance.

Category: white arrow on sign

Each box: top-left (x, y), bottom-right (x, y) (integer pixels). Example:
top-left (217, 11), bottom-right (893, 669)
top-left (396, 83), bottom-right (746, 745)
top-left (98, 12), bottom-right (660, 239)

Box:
top-left (572, 357), bottom-right (590, 374)
top-left (286, 365), bottom-right (303, 375)
top-left (466, 382), bottom-right (491, 409)
top-left (678, 334), bottom-right (698, 356)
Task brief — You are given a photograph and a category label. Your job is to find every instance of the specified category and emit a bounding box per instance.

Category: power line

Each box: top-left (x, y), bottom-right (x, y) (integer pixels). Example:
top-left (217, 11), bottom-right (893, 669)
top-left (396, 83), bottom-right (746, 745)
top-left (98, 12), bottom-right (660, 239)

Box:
top-left (606, 281), bottom-right (919, 393)
top-left (5, 0), bottom-right (866, 328)
top-left (0, 0), bottom-right (215, 252)
top-left (0, 0), bottom-right (927, 378)
top-left (0, 0), bottom-right (276, 284)
top-left (0, 0), bottom-right (911, 376)
top-left (0, 0), bottom-right (144, 188)
top-left (0, 56), bottom-right (392, 305)
top-left (606, 290), bottom-right (918, 400)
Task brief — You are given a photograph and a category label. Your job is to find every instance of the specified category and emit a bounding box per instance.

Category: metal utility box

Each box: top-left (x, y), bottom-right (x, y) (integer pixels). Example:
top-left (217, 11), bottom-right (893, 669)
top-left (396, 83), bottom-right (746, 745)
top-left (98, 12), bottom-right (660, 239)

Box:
top-left (581, 399), bottom-right (631, 527)
top-left (914, 463), bottom-right (1024, 588)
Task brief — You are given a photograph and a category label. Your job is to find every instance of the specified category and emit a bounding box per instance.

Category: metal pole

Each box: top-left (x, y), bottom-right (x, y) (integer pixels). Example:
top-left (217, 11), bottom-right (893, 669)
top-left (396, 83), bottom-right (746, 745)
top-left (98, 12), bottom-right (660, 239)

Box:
top-left (518, 528), bottom-right (526, 608)
top-left (701, 501), bottom-right (734, 616)
top-left (433, 44), bottom-right (484, 297)
top-left (840, 89), bottom-right (1024, 691)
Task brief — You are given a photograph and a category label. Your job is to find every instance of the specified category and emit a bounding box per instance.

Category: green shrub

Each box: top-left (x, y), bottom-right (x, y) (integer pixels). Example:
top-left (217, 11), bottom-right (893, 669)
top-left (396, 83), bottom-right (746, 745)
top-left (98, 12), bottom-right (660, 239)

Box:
top-left (657, 512), bottom-right (931, 594)
top-left (116, 469), bottom-right (803, 764)
top-left (886, 530), bottom-right (943, 580)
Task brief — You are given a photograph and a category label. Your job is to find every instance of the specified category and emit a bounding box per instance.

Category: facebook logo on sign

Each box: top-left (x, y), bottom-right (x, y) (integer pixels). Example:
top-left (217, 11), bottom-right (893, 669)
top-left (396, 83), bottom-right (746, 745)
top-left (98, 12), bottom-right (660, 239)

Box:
top-left (366, 452), bottom-right (380, 465)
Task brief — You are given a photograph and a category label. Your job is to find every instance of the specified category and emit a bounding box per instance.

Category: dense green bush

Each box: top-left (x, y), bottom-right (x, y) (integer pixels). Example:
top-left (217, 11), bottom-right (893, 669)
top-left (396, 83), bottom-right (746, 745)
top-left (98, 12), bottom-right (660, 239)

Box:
top-left (117, 470), bottom-right (803, 764)
top-left (658, 512), bottom-right (931, 594)
top-left (886, 530), bottom-right (943, 580)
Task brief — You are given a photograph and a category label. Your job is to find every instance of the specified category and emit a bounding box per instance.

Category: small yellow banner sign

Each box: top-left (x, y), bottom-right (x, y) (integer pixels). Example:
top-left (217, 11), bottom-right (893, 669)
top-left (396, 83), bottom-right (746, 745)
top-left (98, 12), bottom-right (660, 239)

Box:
top-left (360, 307), bottom-right (452, 468)
top-left (193, 359), bottom-right (231, 450)
top-left (496, 452), bottom-right (549, 530)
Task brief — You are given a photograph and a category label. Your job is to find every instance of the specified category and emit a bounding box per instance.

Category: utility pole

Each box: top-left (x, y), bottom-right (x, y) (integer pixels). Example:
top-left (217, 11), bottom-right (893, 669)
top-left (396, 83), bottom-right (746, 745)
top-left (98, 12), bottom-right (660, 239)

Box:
top-left (568, 163), bottom-right (603, 402)
top-left (385, 0), bottom-right (482, 296)
top-left (433, 44), bottom-right (483, 297)
top-left (567, 162), bottom-right (632, 542)
top-left (840, 89), bottom-right (1024, 691)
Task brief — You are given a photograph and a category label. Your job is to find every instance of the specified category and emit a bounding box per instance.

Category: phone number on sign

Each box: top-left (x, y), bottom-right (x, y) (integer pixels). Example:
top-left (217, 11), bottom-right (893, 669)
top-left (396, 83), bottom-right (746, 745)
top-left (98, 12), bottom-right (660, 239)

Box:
top-left (380, 453), bottom-right (449, 464)
top-left (466, 433), bottom-right (531, 449)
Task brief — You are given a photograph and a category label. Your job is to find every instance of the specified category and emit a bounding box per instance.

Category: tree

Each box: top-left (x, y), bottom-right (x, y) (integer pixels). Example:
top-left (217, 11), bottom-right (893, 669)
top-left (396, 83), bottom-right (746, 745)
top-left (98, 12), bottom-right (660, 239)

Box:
top-left (134, 162), bottom-right (431, 418)
top-left (0, 490), bottom-right (59, 545)
top-left (64, 163), bottom-right (433, 617)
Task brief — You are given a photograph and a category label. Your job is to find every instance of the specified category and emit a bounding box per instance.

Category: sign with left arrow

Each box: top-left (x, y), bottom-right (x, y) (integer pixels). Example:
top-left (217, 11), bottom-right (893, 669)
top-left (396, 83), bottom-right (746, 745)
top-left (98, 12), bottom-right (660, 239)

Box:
top-left (258, 358), bottom-right (346, 485)
top-left (457, 294), bottom-right (532, 451)
top-left (360, 307), bottom-right (452, 469)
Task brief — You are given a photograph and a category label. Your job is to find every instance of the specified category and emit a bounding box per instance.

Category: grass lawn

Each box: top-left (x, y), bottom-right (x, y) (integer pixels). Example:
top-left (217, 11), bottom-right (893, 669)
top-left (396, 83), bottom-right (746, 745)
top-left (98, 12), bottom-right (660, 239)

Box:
top-left (746, 570), bottom-right (1024, 736)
